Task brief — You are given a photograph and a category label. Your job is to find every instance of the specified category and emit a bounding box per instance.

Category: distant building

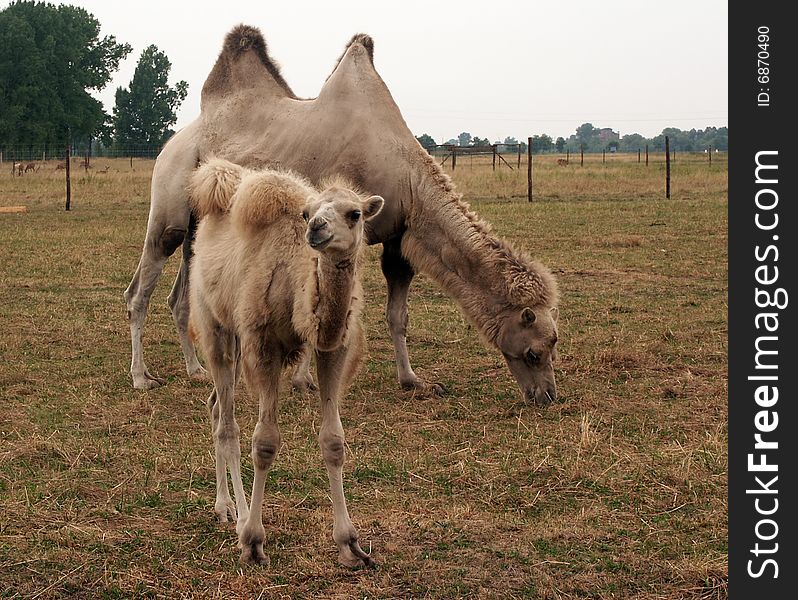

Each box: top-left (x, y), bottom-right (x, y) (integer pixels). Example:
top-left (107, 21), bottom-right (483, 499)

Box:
top-left (597, 128), bottom-right (620, 143)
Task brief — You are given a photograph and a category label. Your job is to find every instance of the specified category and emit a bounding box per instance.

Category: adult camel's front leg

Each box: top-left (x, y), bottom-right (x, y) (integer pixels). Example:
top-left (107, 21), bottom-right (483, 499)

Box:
top-left (380, 240), bottom-right (445, 395)
top-left (237, 333), bottom-right (282, 565)
top-left (166, 212), bottom-right (207, 381)
top-left (315, 337), bottom-right (373, 568)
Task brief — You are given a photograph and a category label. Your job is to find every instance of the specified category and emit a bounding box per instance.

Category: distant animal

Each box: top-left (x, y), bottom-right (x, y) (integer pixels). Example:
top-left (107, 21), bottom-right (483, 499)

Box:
top-left (14, 162), bottom-right (24, 176)
top-left (98, 165), bottom-right (110, 174)
top-left (557, 158), bottom-right (568, 166)
top-left (189, 158), bottom-right (383, 567)
top-left (125, 25), bottom-right (560, 406)
top-left (24, 162), bottom-right (37, 173)
top-left (55, 163), bottom-right (66, 171)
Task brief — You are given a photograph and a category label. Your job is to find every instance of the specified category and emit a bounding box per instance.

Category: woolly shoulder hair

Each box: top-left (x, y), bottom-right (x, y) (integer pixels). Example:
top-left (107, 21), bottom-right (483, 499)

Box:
top-left (231, 169), bottom-right (316, 232)
top-left (189, 158), bottom-right (246, 218)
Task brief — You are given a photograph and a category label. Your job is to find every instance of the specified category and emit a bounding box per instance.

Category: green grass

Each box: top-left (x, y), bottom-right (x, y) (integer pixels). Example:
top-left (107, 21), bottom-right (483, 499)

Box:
top-left (0, 155), bottom-right (727, 598)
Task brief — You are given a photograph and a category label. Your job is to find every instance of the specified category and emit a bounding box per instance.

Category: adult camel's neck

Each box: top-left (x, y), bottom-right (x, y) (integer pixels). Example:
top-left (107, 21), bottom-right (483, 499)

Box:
top-left (398, 151), bottom-right (557, 345)
top-left (312, 253), bottom-right (359, 351)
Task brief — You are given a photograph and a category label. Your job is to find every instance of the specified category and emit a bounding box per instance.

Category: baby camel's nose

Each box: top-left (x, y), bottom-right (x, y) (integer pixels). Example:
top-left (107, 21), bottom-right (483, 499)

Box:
top-left (309, 217), bottom-right (327, 232)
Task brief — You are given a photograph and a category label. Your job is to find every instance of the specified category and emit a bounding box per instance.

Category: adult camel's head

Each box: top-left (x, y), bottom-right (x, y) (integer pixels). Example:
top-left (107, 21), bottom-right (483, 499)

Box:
top-left (495, 305), bottom-right (559, 404)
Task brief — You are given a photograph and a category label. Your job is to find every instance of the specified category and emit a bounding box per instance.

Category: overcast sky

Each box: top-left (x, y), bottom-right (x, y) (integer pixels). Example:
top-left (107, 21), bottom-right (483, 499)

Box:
top-left (40, 0), bottom-right (727, 142)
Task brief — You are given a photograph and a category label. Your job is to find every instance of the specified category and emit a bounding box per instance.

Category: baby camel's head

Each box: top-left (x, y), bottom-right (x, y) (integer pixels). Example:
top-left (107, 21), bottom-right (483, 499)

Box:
top-left (303, 187), bottom-right (383, 255)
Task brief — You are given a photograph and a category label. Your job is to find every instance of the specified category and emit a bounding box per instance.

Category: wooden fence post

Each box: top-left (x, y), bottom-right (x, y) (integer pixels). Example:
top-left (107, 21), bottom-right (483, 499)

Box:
top-left (708, 145), bottom-right (712, 166)
top-left (566, 149), bottom-right (570, 164)
top-left (645, 144), bottom-right (649, 166)
top-left (580, 146), bottom-right (584, 167)
top-left (665, 136), bottom-right (671, 199)
top-left (602, 150), bottom-right (605, 163)
top-left (517, 144), bottom-right (521, 169)
top-left (638, 148), bottom-right (641, 163)
top-left (492, 144), bottom-right (496, 171)
top-left (527, 136), bottom-right (533, 202)
top-left (65, 137), bottom-right (71, 211)
top-left (452, 146), bottom-right (457, 171)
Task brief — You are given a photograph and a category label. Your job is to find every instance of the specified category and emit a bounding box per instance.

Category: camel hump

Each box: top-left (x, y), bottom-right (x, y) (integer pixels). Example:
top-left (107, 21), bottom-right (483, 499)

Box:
top-left (201, 24), bottom-right (296, 105)
top-left (189, 158), bottom-right (246, 218)
top-left (231, 169), bottom-right (315, 232)
top-left (345, 33), bottom-right (375, 63)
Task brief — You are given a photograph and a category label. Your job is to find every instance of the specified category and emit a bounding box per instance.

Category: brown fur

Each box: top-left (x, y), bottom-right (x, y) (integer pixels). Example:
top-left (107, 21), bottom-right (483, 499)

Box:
top-left (202, 24), bottom-right (297, 100)
top-left (326, 33), bottom-right (374, 81)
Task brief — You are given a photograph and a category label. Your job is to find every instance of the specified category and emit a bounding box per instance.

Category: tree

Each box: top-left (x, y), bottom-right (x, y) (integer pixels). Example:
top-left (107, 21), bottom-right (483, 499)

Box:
top-left (619, 132), bottom-right (646, 153)
top-left (415, 133), bottom-right (436, 151)
top-left (555, 137), bottom-right (566, 153)
top-left (472, 136), bottom-right (491, 147)
top-left (457, 132), bottom-right (472, 147)
top-left (530, 134), bottom-right (553, 154)
top-left (113, 45), bottom-right (188, 151)
top-left (0, 1), bottom-right (130, 147)
top-left (575, 123), bottom-right (596, 147)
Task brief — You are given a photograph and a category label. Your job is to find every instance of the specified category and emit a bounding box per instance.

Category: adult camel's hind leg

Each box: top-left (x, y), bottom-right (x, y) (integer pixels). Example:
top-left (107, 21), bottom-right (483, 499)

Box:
top-left (290, 346), bottom-right (316, 394)
top-left (380, 240), bottom-right (445, 396)
top-left (166, 212), bottom-right (207, 381)
top-left (124, 121), bottom-right (199, 389)
top-left (125, 223), bottom-right (186, 389)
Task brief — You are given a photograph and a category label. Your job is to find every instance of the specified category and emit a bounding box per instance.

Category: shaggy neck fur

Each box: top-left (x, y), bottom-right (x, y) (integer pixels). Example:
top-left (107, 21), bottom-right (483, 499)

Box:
top-left (302, 251), bottom-right (360, 352)
top-left (400, 150), bottom-right (558, 346)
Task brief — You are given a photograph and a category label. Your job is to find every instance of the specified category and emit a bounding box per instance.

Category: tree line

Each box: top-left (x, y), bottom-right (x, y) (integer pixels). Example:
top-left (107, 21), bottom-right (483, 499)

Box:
top-left (416, 123), bottom-right (728, 155)
top-left (0, 1), bottom-right (186, 158)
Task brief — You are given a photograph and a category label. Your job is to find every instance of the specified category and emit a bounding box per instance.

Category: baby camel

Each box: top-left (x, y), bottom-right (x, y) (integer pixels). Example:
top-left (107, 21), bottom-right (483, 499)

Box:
top-left (189, 158), bottom-right (383, 567)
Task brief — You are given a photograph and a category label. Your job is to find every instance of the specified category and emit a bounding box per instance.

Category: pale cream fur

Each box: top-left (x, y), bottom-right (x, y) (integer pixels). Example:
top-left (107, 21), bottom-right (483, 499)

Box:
top-left (188, 159), bottom-right (381, 568)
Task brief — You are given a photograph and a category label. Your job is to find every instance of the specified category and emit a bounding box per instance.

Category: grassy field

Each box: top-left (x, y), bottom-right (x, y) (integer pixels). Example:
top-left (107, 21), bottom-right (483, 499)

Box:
top-left (0, 154), bottom-right (727, 598)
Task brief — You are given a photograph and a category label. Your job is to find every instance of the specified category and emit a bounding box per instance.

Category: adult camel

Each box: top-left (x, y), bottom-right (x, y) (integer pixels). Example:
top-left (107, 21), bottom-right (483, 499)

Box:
top-left (125, 25), bottom-right (560, 403)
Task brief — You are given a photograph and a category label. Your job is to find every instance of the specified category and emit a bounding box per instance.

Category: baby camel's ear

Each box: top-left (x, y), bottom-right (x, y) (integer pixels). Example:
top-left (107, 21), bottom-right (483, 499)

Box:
top-left (363, 195), bottom-right (384, 219)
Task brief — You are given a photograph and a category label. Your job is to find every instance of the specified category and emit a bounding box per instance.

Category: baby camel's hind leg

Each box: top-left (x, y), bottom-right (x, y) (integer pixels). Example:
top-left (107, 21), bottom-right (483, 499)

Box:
top-left (315, 330), bottom-right (373, 568)
top-left (201, 324), bottom-right (249, 526)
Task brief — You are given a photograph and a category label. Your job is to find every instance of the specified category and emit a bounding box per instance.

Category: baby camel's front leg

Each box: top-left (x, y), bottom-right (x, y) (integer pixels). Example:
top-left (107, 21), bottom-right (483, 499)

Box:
top-left (316, 344), bottom-right (373, 568)
top-left (237, 335), bottom-right (282, 566)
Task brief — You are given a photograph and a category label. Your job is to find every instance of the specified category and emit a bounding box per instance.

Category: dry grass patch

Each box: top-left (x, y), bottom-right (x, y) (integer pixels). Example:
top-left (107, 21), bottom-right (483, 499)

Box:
top-left (1, 156), bottom-right (727, 598)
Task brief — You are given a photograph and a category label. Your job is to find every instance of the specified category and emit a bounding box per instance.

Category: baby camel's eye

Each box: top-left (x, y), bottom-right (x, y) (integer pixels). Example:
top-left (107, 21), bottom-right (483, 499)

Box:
top-left (302, 210), bottom-right (309, 222)
top-left (348, 209), bottom-right (362, 221)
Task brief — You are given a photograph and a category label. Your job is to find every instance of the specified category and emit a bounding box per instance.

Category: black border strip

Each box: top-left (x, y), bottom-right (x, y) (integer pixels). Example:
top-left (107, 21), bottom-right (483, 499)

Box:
top-left (729, 4), bottom-right (796, 597)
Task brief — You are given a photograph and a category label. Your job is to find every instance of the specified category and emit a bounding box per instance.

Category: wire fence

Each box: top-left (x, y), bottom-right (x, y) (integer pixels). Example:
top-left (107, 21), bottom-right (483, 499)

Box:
top-left (0, 143), bottom-right (164, 162)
